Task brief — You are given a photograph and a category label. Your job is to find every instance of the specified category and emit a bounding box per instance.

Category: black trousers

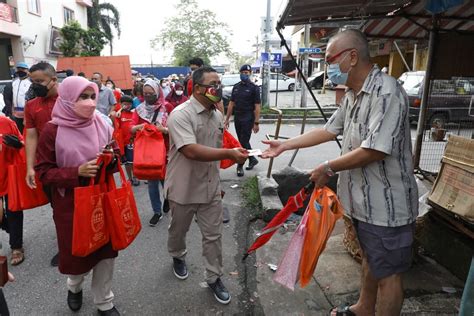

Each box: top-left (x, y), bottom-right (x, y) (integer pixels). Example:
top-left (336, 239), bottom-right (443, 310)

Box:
top-left (0, 288), bottom-right (10, 316)
top-left (234, 116), bottom-right (257, 167)
top-left (10, 116), bottom-right (23, 134)
top-left (2, 196), bottom-right (23, 250)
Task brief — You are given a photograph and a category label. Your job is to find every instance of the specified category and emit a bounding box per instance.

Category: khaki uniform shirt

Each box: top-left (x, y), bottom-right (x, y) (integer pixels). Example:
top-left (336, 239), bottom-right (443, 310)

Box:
top-left (165, 97), bottom-right (224, 204)
top-left (324, 66), bottom-right (418, 227)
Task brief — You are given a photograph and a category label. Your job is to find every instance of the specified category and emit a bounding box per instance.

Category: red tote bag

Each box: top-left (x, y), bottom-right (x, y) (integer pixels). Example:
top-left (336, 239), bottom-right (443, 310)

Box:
top-left (220, 130), bottom-right (241, 169)
top-left (112, 118), bottom-right (125, 156)
top-left (6, 150), bottom-right (49, 211)
top-left (72, 157), bottom-right (110, 257)
top-left (105, 162), bottom-right (141, 251)
top-left (133, 124), bottom-right (166, 180)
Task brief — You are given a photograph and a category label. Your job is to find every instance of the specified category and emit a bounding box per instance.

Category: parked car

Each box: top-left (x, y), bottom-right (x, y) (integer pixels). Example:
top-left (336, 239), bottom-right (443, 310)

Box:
top-left (399, 71), bottom-right (474, 127)
top-left (221, 74), bottom-right (241, 110)
top-left (254, 73), bottom-right (298, 91)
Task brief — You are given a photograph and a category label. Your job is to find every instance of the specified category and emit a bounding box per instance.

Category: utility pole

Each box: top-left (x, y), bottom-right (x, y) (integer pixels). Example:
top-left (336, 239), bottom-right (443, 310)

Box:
top-left (254, 35), bottom-right (259, 61)
top-left (261, 0), bottom-right (271, 107)
top-left (300, 24), bottom-right (310, 108)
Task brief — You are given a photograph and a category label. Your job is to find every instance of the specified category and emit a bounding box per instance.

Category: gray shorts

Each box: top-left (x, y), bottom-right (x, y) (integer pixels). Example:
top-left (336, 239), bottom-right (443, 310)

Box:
top-left (353, 219), bottom-right (415, 279)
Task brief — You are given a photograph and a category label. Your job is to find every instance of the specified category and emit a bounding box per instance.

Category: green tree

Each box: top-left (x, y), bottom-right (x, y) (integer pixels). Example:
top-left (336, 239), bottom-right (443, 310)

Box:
top-left (87, 0), bottom-right (121, 56)
top-left (151, 0), bottom-right (232, 66)
top-left (230, 53), bottom-right (255, 72)
top-left (59, 21), bottom-right (84, 57)
top-left (59, 21), bottom-right (107, 57)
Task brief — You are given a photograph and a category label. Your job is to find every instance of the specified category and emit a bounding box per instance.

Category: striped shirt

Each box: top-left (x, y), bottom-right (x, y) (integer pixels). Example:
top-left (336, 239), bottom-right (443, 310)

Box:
top-left (325, 66), bottom-right (418, 227)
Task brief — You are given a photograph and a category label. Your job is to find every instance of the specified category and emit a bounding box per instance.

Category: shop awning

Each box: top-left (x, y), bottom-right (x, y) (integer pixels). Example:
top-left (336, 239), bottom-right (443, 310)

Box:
top-left (278, 0), bottom-right (474, 39)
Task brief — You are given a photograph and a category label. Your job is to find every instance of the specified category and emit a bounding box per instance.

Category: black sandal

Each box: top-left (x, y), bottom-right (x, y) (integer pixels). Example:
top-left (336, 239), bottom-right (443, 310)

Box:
top-left (329, 304), bottom-right (356, 316)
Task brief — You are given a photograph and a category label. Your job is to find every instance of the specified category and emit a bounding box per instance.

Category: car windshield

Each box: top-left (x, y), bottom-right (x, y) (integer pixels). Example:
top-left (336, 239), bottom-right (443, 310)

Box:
top-left (399, 73), bottom-right (424, 94)
top-left (222, 76), bottom-right (240, 86)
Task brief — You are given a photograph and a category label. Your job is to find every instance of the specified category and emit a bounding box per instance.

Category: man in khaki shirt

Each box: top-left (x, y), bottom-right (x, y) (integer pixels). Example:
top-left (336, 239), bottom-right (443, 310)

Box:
top-left (165, 67), bottom-right (247, 305)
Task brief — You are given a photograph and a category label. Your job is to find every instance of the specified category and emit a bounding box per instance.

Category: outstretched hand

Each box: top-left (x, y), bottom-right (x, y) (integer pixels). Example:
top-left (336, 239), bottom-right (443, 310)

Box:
top-left (261, 140), bottom-right (286, 159)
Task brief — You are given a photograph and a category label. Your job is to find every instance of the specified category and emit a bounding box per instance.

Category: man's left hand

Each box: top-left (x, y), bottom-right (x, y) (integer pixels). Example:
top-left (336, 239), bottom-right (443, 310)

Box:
top-left (309, 163), bottom-right (330, 188)
top-left (253, 123), bottom-right (259, 133)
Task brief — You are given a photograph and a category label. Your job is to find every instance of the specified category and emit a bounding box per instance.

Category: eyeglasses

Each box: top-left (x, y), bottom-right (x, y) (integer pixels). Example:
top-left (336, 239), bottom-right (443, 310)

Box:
top-left (198, 83), bottom-right (222, 90)
top-left (325, 48), bottom-right (355, 66)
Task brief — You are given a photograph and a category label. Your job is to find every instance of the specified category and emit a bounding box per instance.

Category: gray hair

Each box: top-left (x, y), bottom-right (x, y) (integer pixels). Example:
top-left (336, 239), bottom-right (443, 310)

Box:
top-left (329, 29), bottom-right (370, 62)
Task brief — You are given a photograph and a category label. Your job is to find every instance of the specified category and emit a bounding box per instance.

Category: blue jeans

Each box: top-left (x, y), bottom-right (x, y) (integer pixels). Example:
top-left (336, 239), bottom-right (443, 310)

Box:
top-left (148, 180), bottom-right (163, 215)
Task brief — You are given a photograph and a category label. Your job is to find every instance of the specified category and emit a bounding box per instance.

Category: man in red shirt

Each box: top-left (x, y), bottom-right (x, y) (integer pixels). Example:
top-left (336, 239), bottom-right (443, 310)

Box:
top-left (24, 62), bottom-right (59, 266)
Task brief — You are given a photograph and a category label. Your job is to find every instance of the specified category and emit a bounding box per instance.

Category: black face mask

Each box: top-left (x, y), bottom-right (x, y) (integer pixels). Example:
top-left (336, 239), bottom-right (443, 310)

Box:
top-left (32, 82), bottom-right (50, 97)
top-left (16, 71), bottom-right (28, 79)
top-left (145, 95), bottom-right (158, 105)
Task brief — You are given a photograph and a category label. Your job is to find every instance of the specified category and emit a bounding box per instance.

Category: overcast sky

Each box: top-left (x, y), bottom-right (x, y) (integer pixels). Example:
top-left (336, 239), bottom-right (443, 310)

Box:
top-left (105, 0), bottom-right (289, 65)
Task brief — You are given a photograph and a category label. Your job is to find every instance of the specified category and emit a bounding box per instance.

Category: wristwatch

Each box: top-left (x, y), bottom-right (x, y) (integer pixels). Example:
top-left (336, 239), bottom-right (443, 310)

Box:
top-left (323, 160), bottom-right (336, 177)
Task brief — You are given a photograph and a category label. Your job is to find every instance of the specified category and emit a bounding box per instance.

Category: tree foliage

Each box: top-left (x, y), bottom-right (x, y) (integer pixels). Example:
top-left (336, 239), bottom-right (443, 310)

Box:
top-left (59, 21), bottom-right (107, 57)
top-left (87, 0), bottom-right (121, 55)
top-left (151, 0), bottom-right (232, 66)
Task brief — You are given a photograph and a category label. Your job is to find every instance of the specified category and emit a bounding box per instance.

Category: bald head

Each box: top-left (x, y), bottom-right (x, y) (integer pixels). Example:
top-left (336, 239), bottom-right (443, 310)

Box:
top-left (328, 29), bottom-right (370, 63)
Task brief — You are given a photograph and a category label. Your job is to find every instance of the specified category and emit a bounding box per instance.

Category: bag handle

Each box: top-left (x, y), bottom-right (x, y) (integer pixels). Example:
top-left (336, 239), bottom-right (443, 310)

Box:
top-left (88, 154), bottom-right (112, 186)
top-left (106, 161), bottom-right (128, 191)
top-left (151, 106), bottom-right (162, 124)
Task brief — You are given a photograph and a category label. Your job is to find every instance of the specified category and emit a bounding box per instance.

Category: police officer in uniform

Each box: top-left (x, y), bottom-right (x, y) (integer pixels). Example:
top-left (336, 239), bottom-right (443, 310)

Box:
top-left (224, 64), bottom-right (261, 177)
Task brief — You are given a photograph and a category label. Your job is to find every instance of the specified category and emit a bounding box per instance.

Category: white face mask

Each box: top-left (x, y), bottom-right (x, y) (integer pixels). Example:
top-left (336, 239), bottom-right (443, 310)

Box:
top-left (175, 90), bottom-right (183, 96)
top-left (106, 84), bottom-right (114, 89)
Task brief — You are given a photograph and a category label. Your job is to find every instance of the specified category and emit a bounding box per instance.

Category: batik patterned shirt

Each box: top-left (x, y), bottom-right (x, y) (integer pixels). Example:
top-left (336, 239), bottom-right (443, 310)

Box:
top-left (324, 66), bottom-right (418, 227)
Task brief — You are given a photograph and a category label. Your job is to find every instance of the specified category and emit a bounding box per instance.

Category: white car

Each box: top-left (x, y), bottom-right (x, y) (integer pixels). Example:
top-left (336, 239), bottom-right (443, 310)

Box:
top-left (254, 73), bottom-right (298, 91)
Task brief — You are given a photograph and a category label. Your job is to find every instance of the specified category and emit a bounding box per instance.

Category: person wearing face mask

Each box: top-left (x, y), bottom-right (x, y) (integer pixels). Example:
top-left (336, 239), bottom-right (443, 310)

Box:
top-left (35, 76), bottom-right (121, 316)
top-left (10, 62), bottom-right (32, 133)
top-left (165, 67), bottom-right (248, 305)
top-left (91, 72), bottom-right (117, 117)
top-left (105, 79), bottom-right (122, 103)
top-left (131, 79), bottom-right (173, 227)
top-left (132, 82), bottom-right (144, 109)
top-left (224, 64), bottom-right (261, 177)
top-left (184, 57), bottom-right (204, 97)
top-left (165, 82), bottom-right (188, 109)
top-left (22, 62), bottom-right (60, 266)
top-left (262, 29), bottom-right (417, 316)
top-left (160, 78), bottom-right (171, 98)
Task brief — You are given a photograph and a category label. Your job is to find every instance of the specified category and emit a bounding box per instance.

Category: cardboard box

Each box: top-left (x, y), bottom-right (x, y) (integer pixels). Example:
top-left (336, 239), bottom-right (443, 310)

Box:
top-left (429, 135), bottom-right (474, 221)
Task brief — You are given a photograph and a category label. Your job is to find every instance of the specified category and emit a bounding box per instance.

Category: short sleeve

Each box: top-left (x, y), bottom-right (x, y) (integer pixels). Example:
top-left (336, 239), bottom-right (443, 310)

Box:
top-left (324, 103), bottom-right (346, 136)
top-left (254, 85), bottom-right (261, 104)
top-left (230, 86), bottom-right (237, 102)
top-left (360, 88), bottom-right (406, 155)
top-left (167, 111), bottom-right (196, 150)
top-left (24, 99), bottom-right (35, 129)
top-left (109, 90), bottom-right (117, 106)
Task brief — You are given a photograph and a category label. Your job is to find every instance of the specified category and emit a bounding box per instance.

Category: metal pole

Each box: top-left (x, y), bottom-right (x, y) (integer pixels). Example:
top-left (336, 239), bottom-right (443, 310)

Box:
top-left (393, 41), bottom-right (411, 72)
top-left (292, 47), bottom-right (299, 107)
top-left (261, 0), bottom-right (271, 107)
top-left (300, 24), bottom-right (310, 108)
top-left (413, 43), bottom-right (417, 71)
top-left (288, 109), bottom-right (308, 166)
top-left (413, 27), bottom-right (437, 170)
top-left (267, 108), bottom-right (283, 178)
top-left (275, 68), bottom-right (279, 107)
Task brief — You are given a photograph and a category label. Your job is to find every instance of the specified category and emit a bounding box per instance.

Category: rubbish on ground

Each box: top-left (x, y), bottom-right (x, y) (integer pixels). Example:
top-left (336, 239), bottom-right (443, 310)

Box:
top-left (442, 286), bottom-right (456, 294)
top-left (230, 184), bottom-right (239, 189)
top-left (268, 263), bottom-right (278, 271)
top-left (229, 271), bottom-right (239, 276)
top-left (199, 282), bottom-right (208, 288)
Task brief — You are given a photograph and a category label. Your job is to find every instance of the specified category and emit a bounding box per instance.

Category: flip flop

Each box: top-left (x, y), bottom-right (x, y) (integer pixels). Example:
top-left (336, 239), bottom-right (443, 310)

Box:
top-left (11, 248), bottom-right (24, 266)
top-left (329, 303), bottom-right (356, 316)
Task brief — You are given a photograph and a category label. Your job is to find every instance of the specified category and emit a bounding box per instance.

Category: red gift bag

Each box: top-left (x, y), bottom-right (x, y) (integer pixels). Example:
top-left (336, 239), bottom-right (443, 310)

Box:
top-left (113, 118), bottom-right (125, 156)
top-left (133, 124), bottom-right (166, 180)
top-left (105, 162), bottom-right (141, 251)
top-left (6, 149), bottom-right (49, 211)
top-left (72, 157), bottom-right (110, 257)
top-left (220, 130), bottom-right (241, 169)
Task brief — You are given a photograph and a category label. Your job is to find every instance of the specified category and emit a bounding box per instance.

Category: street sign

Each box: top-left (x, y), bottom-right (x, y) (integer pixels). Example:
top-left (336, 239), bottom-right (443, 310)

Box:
top-left (260, 52), bottom-right (282, 68)
top-left (299, 47), bottom-right (322, 54)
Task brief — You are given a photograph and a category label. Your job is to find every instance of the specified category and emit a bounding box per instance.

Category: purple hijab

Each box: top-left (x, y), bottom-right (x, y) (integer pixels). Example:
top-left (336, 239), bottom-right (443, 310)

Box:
top-left (50, 76), bottom-right (112, 171)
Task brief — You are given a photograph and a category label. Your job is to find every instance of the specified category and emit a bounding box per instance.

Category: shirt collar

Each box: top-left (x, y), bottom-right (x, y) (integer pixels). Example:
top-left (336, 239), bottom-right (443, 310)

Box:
top-left (189, 96), bottom-right (208, 114)
top-left (345, 65), bottom-right (380, 96)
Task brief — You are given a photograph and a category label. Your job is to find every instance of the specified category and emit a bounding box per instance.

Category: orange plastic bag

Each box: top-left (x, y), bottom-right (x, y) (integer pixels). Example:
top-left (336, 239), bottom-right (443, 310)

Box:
top-left (72, 156), bottom-right (111, 257)
top-left (6, 149), bottom-right (49, 211)
top-left (220, 130), bottom-right (241, 169)
top-left (105, 162), bottom-right (141, 251)
top-left (299, 187), bottom-right (343, 287)
top-left (133, 124), bottom-right (166, 180)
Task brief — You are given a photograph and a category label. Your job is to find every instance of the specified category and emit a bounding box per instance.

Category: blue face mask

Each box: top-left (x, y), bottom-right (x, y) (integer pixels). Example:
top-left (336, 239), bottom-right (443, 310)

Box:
top-left (240, 74), bottom-right (250, 82)
top-left (327, 63), bottom-right (349, 86)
